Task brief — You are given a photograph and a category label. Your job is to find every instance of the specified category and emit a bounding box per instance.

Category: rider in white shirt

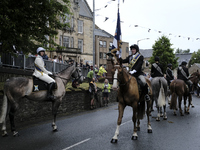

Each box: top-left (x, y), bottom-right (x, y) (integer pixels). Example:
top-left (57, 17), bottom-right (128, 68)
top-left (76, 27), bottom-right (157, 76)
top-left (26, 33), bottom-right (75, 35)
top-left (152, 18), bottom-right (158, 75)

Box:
top-left (33, 47), bottom-right (56, 100)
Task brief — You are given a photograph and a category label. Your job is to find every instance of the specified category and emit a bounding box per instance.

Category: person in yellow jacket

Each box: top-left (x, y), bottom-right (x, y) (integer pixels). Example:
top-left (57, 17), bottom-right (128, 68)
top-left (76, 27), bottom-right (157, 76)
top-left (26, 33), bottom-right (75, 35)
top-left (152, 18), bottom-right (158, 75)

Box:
top-left (97, 65), bottom-right (107, 77)
top-left (102, 79), bottom-right (111, 106)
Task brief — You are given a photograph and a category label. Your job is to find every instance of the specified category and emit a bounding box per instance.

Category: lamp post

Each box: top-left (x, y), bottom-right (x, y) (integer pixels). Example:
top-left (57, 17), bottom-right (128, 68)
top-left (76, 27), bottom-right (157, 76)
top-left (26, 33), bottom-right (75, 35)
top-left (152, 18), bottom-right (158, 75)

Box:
top-left (137, 38), bottom-right (150, 46)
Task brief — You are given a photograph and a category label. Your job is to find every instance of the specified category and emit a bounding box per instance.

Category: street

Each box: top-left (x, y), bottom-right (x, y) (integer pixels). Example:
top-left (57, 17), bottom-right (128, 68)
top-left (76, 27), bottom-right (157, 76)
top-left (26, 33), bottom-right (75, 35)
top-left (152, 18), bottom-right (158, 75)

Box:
top-left (1, 95), bottom-right (200, 150)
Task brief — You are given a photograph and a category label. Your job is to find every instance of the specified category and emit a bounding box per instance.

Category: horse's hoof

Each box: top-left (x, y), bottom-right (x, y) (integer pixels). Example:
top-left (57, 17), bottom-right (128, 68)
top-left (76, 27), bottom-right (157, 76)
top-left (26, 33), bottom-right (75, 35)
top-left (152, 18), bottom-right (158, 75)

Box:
top-left (111, 139), bottom-right (118, 143)
top-left (131, 136), bottom-right (138, 140)
top-left (2, 133), bottom-right (8, 137)
top-left (148, 129), bottom-right (152, 133)
top-left (156, 118), bottom-right (160, 121)
top-left (13, 131), bottom-right (19, 137)
top-left (137, 127), bottom-right (140, 131)
top-left (163, 117), bottom-right (167, 120)
top-left (192, 105), bottom-right (194, 108)
top-left (53, 128), bottom-right (58, 132)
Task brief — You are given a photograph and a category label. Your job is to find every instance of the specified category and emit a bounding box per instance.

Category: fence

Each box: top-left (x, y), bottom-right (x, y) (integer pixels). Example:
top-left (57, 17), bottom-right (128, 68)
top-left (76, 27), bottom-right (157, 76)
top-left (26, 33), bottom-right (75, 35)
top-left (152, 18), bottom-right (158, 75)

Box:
top-left (0, 53), bottom-right (89, 77)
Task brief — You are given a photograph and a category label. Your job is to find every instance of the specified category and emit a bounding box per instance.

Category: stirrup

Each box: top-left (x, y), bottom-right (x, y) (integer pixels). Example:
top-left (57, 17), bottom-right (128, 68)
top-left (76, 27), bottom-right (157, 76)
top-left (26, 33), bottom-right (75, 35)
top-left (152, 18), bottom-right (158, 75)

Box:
top-left (145, 94), bottom-right (150, 101)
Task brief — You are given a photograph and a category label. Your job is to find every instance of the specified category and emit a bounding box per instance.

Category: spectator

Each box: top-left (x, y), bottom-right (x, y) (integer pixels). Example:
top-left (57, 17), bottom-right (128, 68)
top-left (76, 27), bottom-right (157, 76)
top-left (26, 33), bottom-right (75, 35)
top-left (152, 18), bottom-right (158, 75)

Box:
top-left (53, 55), bottom-right (58, 62)
top-left (58, 55), bottom-right (63, 63)
top-left (97, 65), bottom-right (107, 77)
top-left (87, 68), bottom-right (94, 83)
top-left (86, 61), bottom-right (90, 70)
top-left (42, 53), bottom-right (49, 60)
top-left (102, 79), bottom-right (111, 106)
top-left (89, 77), bottom-right (97, 110)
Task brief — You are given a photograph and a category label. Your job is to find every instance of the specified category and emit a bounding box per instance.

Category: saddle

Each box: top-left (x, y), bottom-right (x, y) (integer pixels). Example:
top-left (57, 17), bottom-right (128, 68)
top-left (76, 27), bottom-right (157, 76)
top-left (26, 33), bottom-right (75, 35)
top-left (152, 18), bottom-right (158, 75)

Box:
top-left (32, 76), bottom-right (57, 92)
top-left (136, 77), bottom-right (151, 96)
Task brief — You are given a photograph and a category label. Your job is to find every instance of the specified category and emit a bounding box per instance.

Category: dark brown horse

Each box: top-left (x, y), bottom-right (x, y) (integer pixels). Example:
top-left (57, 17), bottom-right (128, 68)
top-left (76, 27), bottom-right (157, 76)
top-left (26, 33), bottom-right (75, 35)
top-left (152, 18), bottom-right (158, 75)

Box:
top-left (170, 79), bottom-right (192, 115)
top-left (110, 59), bottom-right (152, 142)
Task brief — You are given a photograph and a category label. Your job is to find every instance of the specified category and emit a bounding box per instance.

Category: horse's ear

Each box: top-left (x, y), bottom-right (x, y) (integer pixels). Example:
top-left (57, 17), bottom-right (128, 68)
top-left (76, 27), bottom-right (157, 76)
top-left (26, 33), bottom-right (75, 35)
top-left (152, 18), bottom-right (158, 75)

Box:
top-left (119, 58), bottom-right (123, 66)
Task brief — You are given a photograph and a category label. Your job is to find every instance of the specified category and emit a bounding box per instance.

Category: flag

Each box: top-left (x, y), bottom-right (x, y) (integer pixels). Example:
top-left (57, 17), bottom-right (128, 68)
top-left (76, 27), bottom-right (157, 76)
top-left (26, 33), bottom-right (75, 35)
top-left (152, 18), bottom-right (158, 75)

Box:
top-left (111, 8), bottom-right (122, 58)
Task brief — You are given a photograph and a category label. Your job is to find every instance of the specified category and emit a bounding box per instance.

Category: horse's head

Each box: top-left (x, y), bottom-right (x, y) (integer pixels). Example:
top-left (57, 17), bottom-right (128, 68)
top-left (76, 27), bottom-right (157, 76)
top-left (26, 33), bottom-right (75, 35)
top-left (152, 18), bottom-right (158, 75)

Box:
top-left (190, 70), bottom-right (200, 85)
top-left (71, 65), bottom-right (84, 88)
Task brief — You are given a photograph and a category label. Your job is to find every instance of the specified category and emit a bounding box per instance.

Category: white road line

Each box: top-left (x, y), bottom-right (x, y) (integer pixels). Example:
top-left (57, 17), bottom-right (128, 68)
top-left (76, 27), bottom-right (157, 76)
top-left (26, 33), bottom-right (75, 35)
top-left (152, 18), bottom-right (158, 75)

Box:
top-left (121, 120), bottom-right (132, 126)
top-left (62, 138), bottom-right (91, 150)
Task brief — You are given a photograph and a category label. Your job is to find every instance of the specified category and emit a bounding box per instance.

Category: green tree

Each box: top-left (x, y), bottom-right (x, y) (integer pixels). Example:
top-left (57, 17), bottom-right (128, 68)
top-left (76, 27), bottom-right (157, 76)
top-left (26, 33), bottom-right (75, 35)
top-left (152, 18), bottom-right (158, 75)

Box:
top-left (149, 35), bottom-right (178, 72)
top-left (175, 48), bottom-right (183, 54)
top-left (189, 49), bottom-right (200, 66)
top-left (0, 0), bottom-right (71, 54)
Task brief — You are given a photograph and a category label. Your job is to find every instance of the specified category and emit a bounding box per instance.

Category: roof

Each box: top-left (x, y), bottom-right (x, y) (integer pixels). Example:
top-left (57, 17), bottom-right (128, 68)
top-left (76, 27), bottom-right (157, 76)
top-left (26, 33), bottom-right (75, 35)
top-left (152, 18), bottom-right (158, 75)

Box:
top-left (140, 49), bottom-right (153, 58)
top-left (175, 53), bottom-right (192, 65)
top-left (79, 0), bottom-right (93, 19)
top-left (94, 28), bottom-right (114, 38)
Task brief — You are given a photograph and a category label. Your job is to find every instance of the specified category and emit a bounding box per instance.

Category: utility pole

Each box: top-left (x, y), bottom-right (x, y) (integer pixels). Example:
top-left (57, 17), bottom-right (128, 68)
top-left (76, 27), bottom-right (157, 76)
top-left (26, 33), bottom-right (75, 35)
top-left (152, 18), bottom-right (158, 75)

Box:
top-left (93, 0), bottom-right (95, 77)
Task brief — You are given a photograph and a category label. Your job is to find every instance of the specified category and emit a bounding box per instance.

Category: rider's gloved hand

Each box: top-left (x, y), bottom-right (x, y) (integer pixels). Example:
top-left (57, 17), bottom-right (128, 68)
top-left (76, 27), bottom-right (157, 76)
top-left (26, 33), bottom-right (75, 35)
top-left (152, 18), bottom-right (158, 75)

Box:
top-left (129, 69), bottom-right (137, 74)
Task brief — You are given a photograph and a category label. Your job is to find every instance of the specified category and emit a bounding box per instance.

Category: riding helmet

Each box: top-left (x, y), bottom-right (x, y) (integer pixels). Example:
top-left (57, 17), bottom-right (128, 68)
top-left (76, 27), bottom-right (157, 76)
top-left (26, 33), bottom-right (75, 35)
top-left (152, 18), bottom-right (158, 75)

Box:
top-left (155, 56), bottom-right (160, 61)
top-left (130, 44), bottom-right (139, 52)
top-left (181, 61), bottom-right (187, 66)
top-left (167, 63), bottom-right (172, 67)
top-left (37, 47), bottom-right (46, 54)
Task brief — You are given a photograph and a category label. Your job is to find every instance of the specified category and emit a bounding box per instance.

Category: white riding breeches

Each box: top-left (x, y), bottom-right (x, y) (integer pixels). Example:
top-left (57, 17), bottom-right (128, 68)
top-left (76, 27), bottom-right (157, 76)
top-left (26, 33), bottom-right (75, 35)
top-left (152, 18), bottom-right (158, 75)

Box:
top-left (138, 75), bottom-right (146, 87)
top-left (37, 73), bottom-right (55, 84)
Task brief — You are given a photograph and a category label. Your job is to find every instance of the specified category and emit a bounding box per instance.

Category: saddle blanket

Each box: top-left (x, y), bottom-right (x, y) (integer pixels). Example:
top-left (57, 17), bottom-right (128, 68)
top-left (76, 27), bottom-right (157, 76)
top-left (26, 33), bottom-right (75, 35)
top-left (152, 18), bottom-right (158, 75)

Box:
top-left (32, 76), bottom-right (57, 92)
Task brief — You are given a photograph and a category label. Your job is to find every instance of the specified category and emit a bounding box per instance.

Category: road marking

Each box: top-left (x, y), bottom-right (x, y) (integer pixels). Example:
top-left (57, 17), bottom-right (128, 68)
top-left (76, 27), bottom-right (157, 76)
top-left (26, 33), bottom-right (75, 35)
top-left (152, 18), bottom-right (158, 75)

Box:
top-left (62, 138), bottom-right (91, 150)
top-left (121, 120), bottom-right (132, 126)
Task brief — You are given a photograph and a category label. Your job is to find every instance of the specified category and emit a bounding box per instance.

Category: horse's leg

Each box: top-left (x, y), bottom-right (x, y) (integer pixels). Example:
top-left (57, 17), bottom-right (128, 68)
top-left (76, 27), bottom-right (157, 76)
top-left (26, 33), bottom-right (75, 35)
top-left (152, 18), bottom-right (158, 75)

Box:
top-left (178, 96), bottom-right (183, 116)
top-left (160, 107), bottom-right (163, 117)
top-left (52, 100), bottom-right (61, 132)
top-left (131, 102), bottom-right (138, 140)
top-left (9, 106), bottom-right (19, 137)
top-left (111, 102), bottom-right (125, 143)
top-left (186, 95), bottom-right (191, 114)
top-left (136, 119), bottom-right (140, 131)
top-left (163, 105), bottom-right (167, 120)
top-left (156, 106), bottom-right (160, 121)
top-left (146, 100), bottom-right (152, 133)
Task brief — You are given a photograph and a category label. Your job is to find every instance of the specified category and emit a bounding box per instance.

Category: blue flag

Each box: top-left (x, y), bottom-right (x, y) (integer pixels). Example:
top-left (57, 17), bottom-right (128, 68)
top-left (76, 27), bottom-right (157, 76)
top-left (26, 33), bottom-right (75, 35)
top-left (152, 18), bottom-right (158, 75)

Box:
top-left (111, 8), bottom-right (122, 57)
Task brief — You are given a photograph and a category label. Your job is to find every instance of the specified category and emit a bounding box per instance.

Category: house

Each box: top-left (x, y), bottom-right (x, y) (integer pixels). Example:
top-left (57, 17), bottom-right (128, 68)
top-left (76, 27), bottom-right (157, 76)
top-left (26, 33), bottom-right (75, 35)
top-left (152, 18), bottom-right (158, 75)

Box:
top-left (189, 63), bottom-right (200, 74)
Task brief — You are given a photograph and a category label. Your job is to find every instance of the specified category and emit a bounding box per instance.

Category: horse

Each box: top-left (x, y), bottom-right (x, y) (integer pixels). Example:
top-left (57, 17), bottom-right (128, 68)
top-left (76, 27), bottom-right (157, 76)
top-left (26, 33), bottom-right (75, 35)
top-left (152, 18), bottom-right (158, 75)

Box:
top-left (0, 63), bottom-right (83, 137)
top-left (169, 79), bottom-right (192, 116)
top-left (151, 77), bottom-right (168, 121)
top-left (190, 70), bottom-right (200, 95)
top-left (110, 59), bottom-right (152, 142)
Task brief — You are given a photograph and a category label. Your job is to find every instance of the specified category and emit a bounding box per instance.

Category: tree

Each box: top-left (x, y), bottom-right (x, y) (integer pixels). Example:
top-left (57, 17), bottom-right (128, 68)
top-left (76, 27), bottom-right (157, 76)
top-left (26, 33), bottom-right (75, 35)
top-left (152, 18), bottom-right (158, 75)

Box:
top-left (0, 0), bottom-right (71, 54)
top-left (189, 49), bottom-right (200, 66)
top-left (149, 35), bottom-right (178, 72)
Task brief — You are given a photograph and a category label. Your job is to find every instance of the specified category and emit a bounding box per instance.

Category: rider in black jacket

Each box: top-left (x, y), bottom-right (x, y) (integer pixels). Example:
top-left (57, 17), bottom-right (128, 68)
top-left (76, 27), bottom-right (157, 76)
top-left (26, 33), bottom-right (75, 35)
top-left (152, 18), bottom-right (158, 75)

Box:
top-left (177, 61), bottom-right (194, 94)
top-left (166, 63), bottom-right (174, 88)
top-left (151, 56), bottom-right (164, 78)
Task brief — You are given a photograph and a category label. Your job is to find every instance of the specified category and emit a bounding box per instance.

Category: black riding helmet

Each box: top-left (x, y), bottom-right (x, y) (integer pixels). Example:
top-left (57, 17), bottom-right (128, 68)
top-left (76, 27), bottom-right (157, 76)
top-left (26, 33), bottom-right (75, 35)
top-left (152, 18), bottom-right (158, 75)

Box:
top-left (167, 63), bottom-right (172, 67)
top-left (130, 44), bottom-right (139, 52)
top-left (155, 56), bottom-right (159, 61)
top-left (181, 61), bottom-right (187, 66)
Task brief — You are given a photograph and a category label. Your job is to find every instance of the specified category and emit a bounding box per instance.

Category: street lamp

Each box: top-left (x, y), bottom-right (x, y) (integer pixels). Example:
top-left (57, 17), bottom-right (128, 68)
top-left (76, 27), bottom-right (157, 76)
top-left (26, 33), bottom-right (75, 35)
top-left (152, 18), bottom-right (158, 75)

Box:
top-left (137, 38), bottom-right (150, 46)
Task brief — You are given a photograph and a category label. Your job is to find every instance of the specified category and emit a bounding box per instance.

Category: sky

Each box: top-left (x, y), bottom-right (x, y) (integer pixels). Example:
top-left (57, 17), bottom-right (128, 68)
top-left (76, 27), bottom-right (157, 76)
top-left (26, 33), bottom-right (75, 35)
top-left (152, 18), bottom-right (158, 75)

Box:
top-left (86, 0), bottom-right (200, 53)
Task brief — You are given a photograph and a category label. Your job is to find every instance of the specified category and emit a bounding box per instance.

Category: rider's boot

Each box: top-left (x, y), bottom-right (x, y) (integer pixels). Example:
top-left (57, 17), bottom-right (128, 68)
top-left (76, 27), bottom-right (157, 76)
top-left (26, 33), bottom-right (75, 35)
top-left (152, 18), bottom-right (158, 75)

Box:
top-left (144, 84), bottom-right (150, 101)
top-left (189, 85), bottom-right (194, 94)
top-left (47, 82), bottom-right (56, 100)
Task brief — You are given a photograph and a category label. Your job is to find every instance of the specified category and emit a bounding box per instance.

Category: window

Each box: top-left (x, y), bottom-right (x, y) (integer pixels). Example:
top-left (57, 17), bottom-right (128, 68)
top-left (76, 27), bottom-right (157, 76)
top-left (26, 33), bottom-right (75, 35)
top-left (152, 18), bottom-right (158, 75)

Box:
top-left (103, 41), bottom-right (107, 48)
top-left (71, 17), bottom-right (74, 28)
top-left (103, 53), bottom-right (107, 59)
top-left (99, 52), bottom-right (103, 59)
top-left (78, 20), bottom-right (83, 33)
top-left (59, 35), bottom-right (62, 46)
top-left (109, 42), bottom-right (112, 47)
top-left (71, 37), bottom-right (74, 48)
top-left (78, 39), bottom-right (83, 52)
top-left (99, 41), bottom-right (103, 47)
top-left (126, 47), bottom-right (129, 53)
top-left (63, 36), bottom-right (69, 48)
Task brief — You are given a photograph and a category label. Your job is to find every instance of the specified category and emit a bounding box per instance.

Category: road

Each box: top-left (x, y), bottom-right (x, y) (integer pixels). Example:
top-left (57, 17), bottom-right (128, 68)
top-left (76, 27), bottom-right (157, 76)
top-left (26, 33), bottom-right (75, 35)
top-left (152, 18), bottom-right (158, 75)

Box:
top-left (1, 95), bottom-right (200, 150)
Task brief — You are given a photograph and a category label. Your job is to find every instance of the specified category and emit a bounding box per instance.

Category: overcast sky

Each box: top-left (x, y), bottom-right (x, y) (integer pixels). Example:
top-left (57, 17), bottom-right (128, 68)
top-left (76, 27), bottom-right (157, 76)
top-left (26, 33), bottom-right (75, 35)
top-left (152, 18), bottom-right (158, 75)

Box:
top-left (86, 0), bottom-right (200, 53)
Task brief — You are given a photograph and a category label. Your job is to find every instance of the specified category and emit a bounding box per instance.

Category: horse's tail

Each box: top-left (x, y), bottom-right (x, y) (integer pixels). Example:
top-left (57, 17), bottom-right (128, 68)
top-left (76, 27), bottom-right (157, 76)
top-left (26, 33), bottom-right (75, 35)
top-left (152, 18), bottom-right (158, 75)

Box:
top-left (170, 82), bottom-right (177, 110)
top-left (0, 92), bottom-right (8, 123)
top-left (137, 100), bottom-right (145, 119)
top-left (157, 79), bottom-right (166, 107)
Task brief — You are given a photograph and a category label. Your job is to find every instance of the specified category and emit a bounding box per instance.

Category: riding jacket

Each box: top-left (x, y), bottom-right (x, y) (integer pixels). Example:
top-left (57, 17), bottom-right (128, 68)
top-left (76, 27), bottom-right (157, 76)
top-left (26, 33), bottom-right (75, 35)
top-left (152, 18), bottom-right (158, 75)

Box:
top-left (33, 55), bottom-right (55, 84)
top-left (177, 66), bottom-right (189, 82)
top-left (151, 62), bottom-right (164, 78)
top-left (166, 67), bottom-right (174, 81)
top-left (121, 53), bottom-right (144, 77)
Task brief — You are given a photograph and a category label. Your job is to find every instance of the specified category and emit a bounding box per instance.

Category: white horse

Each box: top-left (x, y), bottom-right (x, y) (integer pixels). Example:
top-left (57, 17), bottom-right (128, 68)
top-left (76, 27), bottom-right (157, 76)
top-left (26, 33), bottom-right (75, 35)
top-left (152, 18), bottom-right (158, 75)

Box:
top-left (151, 77), bottom-right (168, 121)
top-left (0, 63), bottom-right (83, 137)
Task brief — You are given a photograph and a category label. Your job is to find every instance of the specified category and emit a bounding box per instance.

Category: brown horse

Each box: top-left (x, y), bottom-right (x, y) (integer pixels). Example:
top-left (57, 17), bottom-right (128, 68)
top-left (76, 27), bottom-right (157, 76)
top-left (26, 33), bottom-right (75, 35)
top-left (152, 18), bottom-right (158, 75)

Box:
top-left (170, 79), bottom-right (192, 116)
top-left (110, 59), bottom-right (152, 143)
top-left (0, 63), bottom-right (83, 137)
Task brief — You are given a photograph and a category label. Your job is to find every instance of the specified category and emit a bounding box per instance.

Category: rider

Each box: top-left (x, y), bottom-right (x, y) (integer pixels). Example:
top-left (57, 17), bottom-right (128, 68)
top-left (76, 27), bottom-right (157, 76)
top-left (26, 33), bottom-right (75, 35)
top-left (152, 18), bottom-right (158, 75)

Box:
top-left (177, 61), bottom-right (194, 94)
top-left (166, 63), bottom-right (174, 88)
top-left (33, 47), bottom-right (56, 100)
top-left (119, 44), bottom-right (150, 101)
top-left (151, 56), bottom-right (164, 78)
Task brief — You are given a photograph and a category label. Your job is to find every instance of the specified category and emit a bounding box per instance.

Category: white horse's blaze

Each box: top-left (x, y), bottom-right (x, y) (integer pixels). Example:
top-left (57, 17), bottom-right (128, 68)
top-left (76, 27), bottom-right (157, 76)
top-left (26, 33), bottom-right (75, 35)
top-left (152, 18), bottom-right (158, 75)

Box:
top-left (112, 68), bottom-right (118, 90)
top-left (112, 125), bottom-right (120, 140)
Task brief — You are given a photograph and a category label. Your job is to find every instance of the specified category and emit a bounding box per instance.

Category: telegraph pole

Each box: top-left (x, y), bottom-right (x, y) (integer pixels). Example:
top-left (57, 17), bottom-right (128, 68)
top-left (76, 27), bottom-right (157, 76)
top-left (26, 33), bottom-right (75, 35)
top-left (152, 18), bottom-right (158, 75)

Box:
top-left (93, 0), bottom-right (95, 77)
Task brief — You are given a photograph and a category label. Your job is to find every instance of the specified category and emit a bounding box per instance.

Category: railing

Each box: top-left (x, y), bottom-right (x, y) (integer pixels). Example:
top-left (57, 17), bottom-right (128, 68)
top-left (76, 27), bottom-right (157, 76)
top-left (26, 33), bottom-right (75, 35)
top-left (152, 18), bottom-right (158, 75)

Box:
top-left (0, 53), bottom-right (89, 77)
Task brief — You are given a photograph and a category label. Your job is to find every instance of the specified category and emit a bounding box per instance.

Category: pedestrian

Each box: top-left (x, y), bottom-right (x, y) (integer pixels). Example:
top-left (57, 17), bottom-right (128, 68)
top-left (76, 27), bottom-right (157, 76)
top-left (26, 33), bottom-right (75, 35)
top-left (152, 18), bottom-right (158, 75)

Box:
top-left (177, 61), bottom-right (194, 94)
top-left (58, 55), bottom-right (63, 63)
top-left (118, 44), bottom-right (150, 101)
top-left (151, 56), bottom-right (164, 78)
top-left (86, 61), bottom-right (90, 70)
top-left (89, 77), bottom-right (97, 109)
top-left (97, 65), bottom-right (107, 77)
top-left (33, 47), bottom-right (56, 100)
top-left (53, 55), bottom-right (58, 62)
top-left (102, 79), bottom-right (111, 106)
top-left (87, 67), bottom-right (94, 83)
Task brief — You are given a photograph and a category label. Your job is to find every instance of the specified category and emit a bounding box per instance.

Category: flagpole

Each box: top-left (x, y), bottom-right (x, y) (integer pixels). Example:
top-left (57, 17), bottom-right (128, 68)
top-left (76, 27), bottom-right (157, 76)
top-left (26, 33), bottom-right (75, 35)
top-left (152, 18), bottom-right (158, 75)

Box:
top-left (93, 0), bottom-right (95, 78)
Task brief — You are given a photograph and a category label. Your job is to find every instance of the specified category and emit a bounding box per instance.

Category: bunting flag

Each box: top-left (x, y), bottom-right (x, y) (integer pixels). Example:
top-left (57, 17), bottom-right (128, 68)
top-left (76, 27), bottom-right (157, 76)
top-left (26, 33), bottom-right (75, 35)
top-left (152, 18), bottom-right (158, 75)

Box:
top-left (111, 8), bottom-right (122, 58)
